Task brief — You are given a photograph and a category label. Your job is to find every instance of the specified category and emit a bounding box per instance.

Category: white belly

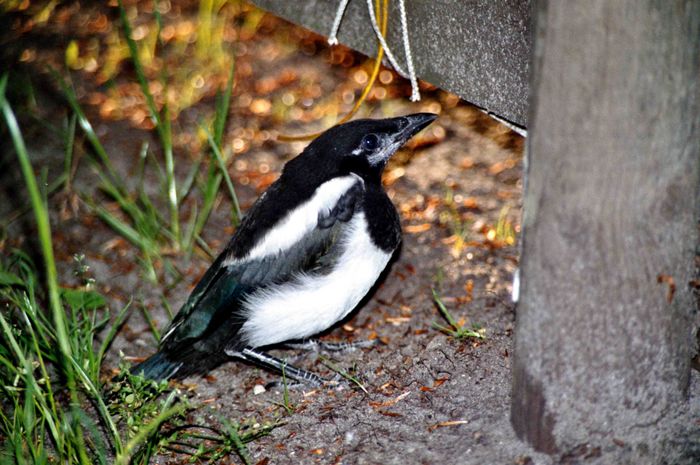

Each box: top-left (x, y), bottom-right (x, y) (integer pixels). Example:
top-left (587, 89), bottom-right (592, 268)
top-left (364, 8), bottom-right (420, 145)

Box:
top-left (239, 213), bottom-right (391, 347)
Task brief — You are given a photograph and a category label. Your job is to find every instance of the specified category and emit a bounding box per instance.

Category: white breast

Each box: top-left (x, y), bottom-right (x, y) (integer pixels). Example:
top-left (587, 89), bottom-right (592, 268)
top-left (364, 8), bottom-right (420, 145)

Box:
top-left (239, 212), bottom-right (392, 347)
top-left (226, 174), bottom-right (362, 264)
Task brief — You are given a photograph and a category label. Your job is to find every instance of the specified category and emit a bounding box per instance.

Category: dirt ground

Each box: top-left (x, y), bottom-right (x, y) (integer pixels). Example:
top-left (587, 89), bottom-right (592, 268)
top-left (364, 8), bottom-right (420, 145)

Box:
top-left (1, 2), bottom-right (697, 464)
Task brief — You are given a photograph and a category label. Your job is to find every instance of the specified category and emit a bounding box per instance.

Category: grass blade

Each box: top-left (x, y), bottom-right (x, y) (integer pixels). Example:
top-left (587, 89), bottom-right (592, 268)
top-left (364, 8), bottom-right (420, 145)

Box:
top-left (118, 0), bottom-right (180, 247)
top-left (204, 126), bottom-right (240, 225)
top-left (96, 300), bottom-right (132, 379)
top-left (319, 356), bottom-right (368, 394)
top-left (67, 356), bottom-right (123, 456)
top-left (214, 58), bottom-right (235, 146)
top-left (63, 113), bottom-right (77, 190)
top-left (52, 70), bottom-right (123, 192)
top-left (431, 288), bottom-right (486, 340)
top-left (0, 312), bottom-right (61, 450)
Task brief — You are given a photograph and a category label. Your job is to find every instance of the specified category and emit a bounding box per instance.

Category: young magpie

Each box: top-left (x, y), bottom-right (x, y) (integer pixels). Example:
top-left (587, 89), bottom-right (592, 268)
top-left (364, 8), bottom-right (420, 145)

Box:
top-left (133, 112), bottom-right (437, 384)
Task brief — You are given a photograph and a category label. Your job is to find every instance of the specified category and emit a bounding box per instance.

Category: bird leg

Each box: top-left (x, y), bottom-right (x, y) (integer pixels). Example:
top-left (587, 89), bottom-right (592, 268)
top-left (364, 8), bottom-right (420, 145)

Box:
top-left (282, 338), bottom-right (378, 353)
top-left (227, 346), bottom-right (326, 387)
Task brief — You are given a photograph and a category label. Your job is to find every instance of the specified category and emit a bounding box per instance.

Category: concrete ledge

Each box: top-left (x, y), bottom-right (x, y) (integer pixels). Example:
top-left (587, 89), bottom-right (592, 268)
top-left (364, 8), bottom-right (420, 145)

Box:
top-left (251, 0), bottom-right (531, 127)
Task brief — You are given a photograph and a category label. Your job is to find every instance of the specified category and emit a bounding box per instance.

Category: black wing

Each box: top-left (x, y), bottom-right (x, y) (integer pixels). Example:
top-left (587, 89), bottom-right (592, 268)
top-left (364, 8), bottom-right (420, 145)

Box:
top-left (159, 178), bottom-right (364, 351)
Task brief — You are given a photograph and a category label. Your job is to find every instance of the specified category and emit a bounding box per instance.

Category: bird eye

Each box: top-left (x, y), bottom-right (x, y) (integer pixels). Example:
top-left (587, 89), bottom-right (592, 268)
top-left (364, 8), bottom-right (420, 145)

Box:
top-left (361, 134), bottom-right (379, 151)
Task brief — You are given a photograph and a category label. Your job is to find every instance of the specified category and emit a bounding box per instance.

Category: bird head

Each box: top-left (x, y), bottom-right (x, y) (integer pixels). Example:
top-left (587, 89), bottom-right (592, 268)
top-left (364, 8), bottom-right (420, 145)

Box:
top-left (285, 113), bottom-right (438, 185)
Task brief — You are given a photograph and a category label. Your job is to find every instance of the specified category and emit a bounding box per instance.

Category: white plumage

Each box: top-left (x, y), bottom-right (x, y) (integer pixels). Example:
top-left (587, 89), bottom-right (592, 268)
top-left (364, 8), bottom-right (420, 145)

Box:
top-left (239, 211), bottom-right (391, 347)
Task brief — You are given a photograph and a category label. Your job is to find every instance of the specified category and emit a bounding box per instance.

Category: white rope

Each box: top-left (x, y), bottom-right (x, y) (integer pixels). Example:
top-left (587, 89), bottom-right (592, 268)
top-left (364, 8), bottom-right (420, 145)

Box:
top-left (397, 0), bottom-right (420, 101)
top-left (364, 0), bottom-right (406, 77)
top-left (483, 110), bottom-right (528, 137)
top-left (328, 0), bottom-right (421, 102)
top-left (328, 0), bottom-right (350, 46)
top-left (364, 0), bottom-right (420, 101)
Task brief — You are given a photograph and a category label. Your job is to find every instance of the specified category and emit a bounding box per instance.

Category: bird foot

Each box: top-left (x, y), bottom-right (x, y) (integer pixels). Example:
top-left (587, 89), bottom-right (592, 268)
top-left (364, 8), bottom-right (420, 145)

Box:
top-left (265, 372), bottom-right (353, 392)
top-left (228, 346), bottom-right (326, 387)
top-left (283, 338), bottom-right (378, 353)
top-left (228, 345), bottom-right (371, 390)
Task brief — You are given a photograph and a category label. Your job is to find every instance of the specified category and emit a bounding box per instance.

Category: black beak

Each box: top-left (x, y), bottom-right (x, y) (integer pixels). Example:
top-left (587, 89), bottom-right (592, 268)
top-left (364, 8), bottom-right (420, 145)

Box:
top-left (367, 112), bottom-right (438, 167)
top-left (394, 113), bottom-right (438, 145)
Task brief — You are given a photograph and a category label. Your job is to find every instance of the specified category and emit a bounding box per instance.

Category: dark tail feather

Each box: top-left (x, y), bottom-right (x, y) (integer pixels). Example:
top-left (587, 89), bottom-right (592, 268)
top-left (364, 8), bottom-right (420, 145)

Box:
top-left (131, 348), bottom-right (227, 381)
top-left (131, 351), bottom-right (186, 381)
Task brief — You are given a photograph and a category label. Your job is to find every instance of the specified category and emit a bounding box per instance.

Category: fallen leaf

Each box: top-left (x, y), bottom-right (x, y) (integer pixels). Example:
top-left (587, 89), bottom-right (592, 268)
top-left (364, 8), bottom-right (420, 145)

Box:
top-left (420, 377), bottom-right (449, 392)
top-left (385, 316), bottom-right (411, 325)
top-left (369, 391), bottom-right (411, 408)
top-left (405, 223), bottom-right (431, 233)
top-left (657, 274), bottom-right (676, 303)
top-left (488, 158), bottom-right (517, 175)
top-left (428, 419), bottom-right (469, 432)
top-left (460, 157), bottom-right (475, 169)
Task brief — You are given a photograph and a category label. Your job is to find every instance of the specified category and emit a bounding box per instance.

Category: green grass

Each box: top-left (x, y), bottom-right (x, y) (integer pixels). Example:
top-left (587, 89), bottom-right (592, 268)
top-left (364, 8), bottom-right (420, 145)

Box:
top-left (494, 206), bottom-right (516, 245)
top-left (0, 74), bottom-right (278, 464)
top-left (47, 0), bottom-right (240, 282)
top-left (431, 288), bottom-right (486, 341)
top-left (272, 362), bottom-right (296, 415)
top-left (0, 3), bottom-right (285, 463)
top-left (117, 0), bottom-right (180, 248)
top-left (162, 416), bottom-right (282, 465)
top-left (1, 77), bottom-right (184, 463)
top-left (2, 73), bottom-right (87, 464)
top-left (438, 187), bottom-right (470, 256)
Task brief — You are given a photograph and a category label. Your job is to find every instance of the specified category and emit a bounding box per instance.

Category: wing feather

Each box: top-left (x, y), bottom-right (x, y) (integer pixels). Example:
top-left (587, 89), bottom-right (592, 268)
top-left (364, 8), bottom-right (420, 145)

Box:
top-left (159, 177), bottom-right (364, 350)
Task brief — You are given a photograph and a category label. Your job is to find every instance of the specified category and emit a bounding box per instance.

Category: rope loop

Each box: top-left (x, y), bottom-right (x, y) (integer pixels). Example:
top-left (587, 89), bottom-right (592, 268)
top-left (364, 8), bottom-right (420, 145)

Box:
top-left (329, 0), bottom-right (420, 101)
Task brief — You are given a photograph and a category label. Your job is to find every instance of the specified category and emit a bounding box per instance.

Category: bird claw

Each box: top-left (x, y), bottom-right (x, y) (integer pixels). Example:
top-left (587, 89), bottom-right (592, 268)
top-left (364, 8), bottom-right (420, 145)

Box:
top-left (265, 373), bottom-right (344, 391)
top-left (326, 372), bottom-right (345, 386)
top-left (265, 373), bottom-right (329, 391)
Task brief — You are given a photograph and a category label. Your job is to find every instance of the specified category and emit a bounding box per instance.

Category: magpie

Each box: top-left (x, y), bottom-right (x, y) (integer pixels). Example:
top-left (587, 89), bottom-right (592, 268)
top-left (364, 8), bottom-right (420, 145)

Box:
top-left (133, 112), bottom-right (437, 384)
